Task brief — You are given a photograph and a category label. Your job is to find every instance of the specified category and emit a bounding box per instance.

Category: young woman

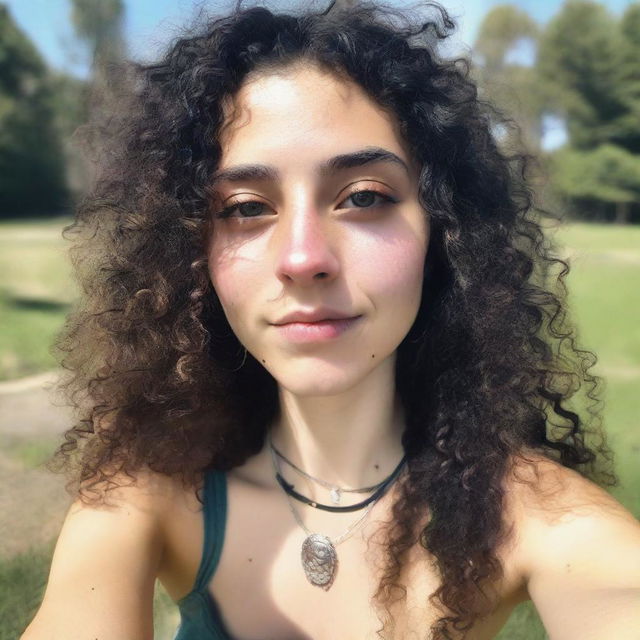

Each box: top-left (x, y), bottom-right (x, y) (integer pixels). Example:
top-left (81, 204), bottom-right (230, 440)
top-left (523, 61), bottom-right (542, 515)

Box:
top-left (22, 1), bottom-right (640, 639)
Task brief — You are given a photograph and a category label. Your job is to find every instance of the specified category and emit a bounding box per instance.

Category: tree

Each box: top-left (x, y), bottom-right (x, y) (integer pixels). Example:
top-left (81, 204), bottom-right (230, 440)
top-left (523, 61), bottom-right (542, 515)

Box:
top-left (0, 5), bottom-right (68, 217)
top-left (536, 1), bottom-right (640, 223)
top-left (70, 0), bottom-right (126, 90)
top-left (473, 5), bottom-right (545, 152)
top-left (537, 0), bottom-right (627, 150)
top-left (550, 145), bottom-right (640, 223)
top-left (68, 0), bottom-right (127, 183)
top-left (47, 70), bottom-right (91, 199)
top-left (474, 5), bottom-right (539, 74)
top-left (609, 4), bottom-right (640, 153)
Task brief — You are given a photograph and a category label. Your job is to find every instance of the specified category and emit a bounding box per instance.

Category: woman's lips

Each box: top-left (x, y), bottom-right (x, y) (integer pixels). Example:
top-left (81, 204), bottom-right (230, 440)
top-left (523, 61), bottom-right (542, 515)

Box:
top-left (273, 316), bottom-right (362, 343)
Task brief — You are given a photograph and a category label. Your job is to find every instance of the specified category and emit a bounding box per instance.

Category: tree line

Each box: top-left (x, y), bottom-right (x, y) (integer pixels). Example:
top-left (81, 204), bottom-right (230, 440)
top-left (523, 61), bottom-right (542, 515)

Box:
top-left (475, 1), bottom-right (640, 223)
top-left (0, 0), bottom-right (123, 218)
top-left (0, 0), bottom-right (638, 222)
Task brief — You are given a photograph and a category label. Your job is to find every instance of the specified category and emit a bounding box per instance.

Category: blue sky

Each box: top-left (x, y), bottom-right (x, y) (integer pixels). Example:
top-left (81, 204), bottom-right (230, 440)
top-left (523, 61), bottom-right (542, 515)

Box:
top-left (3, 0), bottom-right (636, 79)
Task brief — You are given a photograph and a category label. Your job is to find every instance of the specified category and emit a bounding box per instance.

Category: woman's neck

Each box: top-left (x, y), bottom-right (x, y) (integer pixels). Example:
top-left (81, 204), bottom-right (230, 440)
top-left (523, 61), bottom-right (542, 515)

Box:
top-left (267, 363), bottom-right (406, 491)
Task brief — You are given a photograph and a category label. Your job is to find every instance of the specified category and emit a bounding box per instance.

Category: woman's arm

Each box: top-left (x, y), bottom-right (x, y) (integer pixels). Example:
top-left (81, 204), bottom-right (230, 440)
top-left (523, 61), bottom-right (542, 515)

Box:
top-left (20, 469), bottom-right (169, 640)
top-left (515, 458), bottom-right (640, 639)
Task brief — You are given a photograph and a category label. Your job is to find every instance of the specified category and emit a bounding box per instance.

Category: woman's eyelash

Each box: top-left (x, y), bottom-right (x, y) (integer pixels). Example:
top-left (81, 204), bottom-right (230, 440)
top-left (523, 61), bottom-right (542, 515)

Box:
top-left (216, 200), bottom-right (269, 219)
top-left (215, 189), bottom-right (397, 219)
top-left (343, 189), bottom-right (398, 209)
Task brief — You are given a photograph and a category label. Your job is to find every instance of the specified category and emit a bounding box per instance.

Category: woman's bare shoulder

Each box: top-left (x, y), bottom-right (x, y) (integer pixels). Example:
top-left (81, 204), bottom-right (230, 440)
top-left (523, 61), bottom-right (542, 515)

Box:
top-left (504, 448), bottom-right (635, 524)
top-left (494, 450), bottom-right (640, 628)
top-left (19, 466), bottom-right (199, 640)
top-left (502, 452), bottom-right (640, 638)
top-left (503, 448), bottom-right (640, 580)
top-left (73, 465), bottom-right (204, 515)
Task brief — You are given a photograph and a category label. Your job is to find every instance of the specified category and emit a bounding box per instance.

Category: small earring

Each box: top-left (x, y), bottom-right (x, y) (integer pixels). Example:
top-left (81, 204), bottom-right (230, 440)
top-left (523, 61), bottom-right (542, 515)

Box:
top-left (228, 346), bottom-right (248, 372)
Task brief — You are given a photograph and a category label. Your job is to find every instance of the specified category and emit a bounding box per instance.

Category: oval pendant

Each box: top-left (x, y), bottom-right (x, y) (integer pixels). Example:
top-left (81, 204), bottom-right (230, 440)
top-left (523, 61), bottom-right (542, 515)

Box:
top-left (301, 533), bottom-right (337, 589)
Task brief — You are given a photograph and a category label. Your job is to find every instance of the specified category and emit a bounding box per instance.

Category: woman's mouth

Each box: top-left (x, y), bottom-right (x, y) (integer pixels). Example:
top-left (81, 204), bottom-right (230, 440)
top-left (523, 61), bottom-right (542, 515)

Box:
top-left (273, 316), bottom-right (362, 343)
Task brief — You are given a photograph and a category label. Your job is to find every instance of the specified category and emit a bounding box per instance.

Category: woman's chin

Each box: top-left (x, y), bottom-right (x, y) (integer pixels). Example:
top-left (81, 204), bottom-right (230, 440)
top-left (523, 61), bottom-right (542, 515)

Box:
top-left (268, 365), bottom-right (370, 397)
top-left (268, 358), bottom-right (390, 397)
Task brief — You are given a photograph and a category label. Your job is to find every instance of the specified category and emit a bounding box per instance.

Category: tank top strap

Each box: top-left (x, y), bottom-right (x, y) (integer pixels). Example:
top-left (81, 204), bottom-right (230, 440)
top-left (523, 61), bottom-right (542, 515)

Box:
top-left (193, 468), bottom-right (228, 592)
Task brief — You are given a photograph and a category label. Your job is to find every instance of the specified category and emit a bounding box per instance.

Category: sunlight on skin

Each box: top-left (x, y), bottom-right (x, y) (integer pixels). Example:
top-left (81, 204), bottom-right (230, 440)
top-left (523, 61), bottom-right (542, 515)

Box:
top-left (206, 63), bottom-right (429, 487)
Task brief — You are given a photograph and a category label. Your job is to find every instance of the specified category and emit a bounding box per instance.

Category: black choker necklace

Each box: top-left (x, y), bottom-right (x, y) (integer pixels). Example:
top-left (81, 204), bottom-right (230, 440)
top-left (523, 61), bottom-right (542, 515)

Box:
top-left (274, 454), bottom-right (407, 513)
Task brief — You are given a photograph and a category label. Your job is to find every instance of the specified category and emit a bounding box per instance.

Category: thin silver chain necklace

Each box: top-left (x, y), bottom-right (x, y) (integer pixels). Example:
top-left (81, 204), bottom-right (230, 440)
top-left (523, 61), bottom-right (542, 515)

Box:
top-left (268, 438), bottom-right (387, 590)
top-left (270, 440), bottom-right (387, 505)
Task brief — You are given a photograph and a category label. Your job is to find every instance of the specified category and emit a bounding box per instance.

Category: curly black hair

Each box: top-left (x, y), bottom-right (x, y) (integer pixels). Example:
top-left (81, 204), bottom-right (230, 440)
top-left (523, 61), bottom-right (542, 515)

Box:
top-left (50, 1), bottom-right (617, 637)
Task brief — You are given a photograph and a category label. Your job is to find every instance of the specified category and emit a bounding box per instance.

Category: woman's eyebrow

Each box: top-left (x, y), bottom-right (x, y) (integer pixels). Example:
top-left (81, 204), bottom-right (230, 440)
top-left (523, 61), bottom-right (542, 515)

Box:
top-left (210, 146), bottom-right (410, 186)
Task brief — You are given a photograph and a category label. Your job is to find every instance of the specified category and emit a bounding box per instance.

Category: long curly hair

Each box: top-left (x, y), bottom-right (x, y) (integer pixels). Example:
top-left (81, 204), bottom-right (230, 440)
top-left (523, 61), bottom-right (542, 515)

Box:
top-left (50, 0), bottom-right (618, 637)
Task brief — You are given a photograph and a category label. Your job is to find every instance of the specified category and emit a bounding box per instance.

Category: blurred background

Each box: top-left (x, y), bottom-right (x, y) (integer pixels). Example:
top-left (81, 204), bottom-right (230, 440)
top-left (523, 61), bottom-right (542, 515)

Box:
top-left (0, 0), bottom-right (638, 638)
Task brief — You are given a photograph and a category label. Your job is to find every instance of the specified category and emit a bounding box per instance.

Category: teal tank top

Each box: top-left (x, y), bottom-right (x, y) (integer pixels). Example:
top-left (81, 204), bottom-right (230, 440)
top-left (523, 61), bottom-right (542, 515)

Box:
top-left (172, 469), bottom-right (234, 640)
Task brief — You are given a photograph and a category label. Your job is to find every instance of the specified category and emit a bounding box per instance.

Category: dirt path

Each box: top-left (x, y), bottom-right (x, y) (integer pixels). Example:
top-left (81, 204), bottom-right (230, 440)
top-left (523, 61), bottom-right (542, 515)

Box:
top-left (0, 370), bottom-right (73, 558)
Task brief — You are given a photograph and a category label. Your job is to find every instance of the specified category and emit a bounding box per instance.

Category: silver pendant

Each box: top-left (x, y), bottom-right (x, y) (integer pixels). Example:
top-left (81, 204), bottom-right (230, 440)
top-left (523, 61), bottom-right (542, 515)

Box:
top-left (330, 487), bottom-right (341, 504)
top-left (301, 533), bottom-right (337, 589)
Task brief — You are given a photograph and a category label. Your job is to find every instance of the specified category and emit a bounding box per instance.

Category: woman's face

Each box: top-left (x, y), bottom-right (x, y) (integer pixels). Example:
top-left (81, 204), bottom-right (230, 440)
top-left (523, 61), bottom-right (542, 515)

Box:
top-left (207, 64), bottom-right (429, 396)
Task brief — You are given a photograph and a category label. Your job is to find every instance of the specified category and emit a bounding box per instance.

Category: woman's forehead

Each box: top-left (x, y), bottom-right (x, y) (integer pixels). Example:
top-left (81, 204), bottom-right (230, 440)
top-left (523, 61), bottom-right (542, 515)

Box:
top-left (217, 65), bottom-right (413, 172)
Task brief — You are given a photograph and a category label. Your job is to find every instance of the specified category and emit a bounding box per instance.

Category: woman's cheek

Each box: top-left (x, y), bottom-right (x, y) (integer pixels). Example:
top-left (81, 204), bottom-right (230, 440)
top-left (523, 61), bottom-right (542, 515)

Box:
top-left (360, 235), bottom-right (426, 308)
top-left (210, 260), bottom-right (272, 355)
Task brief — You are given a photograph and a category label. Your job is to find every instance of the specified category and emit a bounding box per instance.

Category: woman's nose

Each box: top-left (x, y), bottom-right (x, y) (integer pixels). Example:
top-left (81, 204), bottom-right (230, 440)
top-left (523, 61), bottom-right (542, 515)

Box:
top-left (273, 206), bottom-right (340, 286)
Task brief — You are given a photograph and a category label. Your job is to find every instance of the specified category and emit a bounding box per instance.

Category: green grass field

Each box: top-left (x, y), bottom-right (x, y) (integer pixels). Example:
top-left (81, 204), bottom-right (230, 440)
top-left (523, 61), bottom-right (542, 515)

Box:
top-left (2, 218), bottom-right (639, 640)
top-left (0, 217), bottom-right (75, 380)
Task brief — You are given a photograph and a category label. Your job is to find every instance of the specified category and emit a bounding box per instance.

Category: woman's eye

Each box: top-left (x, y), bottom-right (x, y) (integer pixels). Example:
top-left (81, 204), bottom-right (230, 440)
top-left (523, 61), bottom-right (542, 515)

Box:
top-left (216, 201), bottom-right (271, 219)
top-left (340, 189), bottom-right (396, 209)
top-left (215, 189), bottom-right (396, 220)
